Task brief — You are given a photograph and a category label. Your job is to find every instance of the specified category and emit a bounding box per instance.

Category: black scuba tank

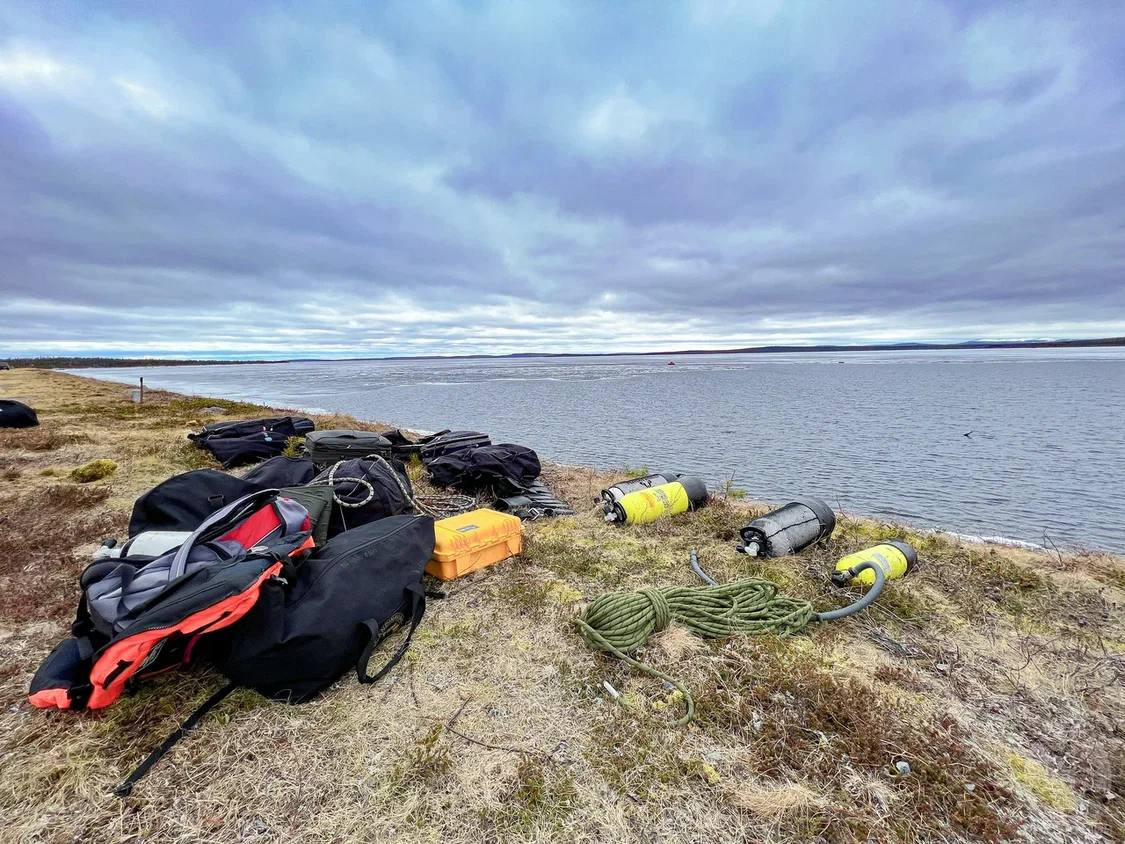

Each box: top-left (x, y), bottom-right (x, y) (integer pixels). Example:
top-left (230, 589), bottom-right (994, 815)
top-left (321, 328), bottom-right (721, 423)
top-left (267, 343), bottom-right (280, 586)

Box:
top-left (737, 498), bottom-right (836, 557)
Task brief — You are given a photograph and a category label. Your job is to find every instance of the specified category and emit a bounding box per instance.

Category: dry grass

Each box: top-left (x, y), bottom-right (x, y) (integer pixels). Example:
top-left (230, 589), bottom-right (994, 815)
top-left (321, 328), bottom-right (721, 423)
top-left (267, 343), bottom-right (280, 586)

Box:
top-left (0, 368), bottom-right (1122, 843)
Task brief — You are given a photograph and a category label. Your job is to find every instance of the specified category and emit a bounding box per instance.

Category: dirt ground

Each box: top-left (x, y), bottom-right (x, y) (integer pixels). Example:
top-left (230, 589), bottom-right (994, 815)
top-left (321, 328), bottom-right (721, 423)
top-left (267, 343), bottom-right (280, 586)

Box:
top-left (0, 368), bottom-right (1121, 843)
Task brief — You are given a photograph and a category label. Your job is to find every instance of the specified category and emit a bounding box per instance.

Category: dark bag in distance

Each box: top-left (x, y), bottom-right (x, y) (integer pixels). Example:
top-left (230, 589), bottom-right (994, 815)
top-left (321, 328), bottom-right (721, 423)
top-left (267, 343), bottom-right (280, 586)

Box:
top-left (303, 429), bottom-right (393, 467)
top-left (312, 457), bottom-right (415, 538)
top-left (190, 416), bottom-right (315, 442)
top-left (418, 430), bottom-right (491, 464)
top-left (187, 416), bottom-right (314, 469)
top-left (215, 514), bottom-right (435, 702)
top-left (427, 443), bottom-right (541, 496)
top-left (129, 469), bottom-right (263, 536)
top-left (0, 399), bottom-right (39, 428)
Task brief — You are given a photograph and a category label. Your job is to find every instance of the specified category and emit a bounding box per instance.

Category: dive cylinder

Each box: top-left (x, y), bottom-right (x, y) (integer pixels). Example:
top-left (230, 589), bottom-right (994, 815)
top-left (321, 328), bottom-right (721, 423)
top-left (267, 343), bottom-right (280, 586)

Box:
top-left (605, 476), bottom-right (708, 525)
top-left (832, 541), bottom-right (916, 587)
top-left (738, 498), bottom-right (836, 557)
top-left (599, 472), bottom-right (683, 515)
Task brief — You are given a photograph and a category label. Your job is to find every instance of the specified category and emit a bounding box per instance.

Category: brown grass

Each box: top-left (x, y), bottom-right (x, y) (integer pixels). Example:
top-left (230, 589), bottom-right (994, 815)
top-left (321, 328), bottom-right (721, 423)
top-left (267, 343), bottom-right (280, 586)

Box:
top-left (0, 368), bottom-right (1122, 843)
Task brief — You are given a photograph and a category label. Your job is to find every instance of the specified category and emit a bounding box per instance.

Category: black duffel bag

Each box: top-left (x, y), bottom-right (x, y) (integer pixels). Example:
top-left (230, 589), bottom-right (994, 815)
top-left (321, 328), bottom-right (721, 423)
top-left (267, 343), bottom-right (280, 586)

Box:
top-left (241, 455), bottom-right (317, 488)
top-left (426, 443), bottom-right (541, 496)
top-left (215, 514), bottom-right (434, 702)
top-left (189, 416), bottom-right (314, 469)
top-left (418, 430), bottom-right (491, 463)
top-left (190, 416), bottom-right (315, 442)
top-left (129, 469), bottom-right (264, 535)
top-left (0, 399), bottom-right (39, 428)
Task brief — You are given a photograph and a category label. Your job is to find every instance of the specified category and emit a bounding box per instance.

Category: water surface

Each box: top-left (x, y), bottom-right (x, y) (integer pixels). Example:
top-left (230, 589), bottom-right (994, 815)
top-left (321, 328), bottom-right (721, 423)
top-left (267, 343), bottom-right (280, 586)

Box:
top-left (73, 348), bottom-right (1125, 552)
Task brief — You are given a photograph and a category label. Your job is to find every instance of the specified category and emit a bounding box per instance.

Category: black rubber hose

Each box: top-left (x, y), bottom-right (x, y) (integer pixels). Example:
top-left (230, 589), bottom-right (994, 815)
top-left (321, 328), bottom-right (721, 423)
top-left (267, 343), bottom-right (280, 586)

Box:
top-left (689, 548), bottom-right (717, 586)
top-left (816, 561), bottom-right (886, 622)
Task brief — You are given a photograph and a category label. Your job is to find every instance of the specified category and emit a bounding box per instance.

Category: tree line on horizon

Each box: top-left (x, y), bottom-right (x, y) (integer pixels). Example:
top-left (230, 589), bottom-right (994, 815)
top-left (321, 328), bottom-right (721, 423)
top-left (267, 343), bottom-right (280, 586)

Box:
top-left (2, 336), bottom-right (1123, 370)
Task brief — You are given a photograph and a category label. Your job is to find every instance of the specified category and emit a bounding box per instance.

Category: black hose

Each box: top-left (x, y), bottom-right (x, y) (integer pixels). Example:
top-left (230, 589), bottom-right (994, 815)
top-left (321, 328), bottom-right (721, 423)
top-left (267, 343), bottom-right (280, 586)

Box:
top-left (816, 561), bottom-right (886, 622)
top-left (689, 548), bottom-right (717, 586)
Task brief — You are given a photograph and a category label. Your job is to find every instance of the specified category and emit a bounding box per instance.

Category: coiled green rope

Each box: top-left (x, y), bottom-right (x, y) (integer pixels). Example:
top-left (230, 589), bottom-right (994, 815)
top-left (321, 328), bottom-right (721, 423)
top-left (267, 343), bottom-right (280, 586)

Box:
top-left (574, 576), bottom-right (815, 725)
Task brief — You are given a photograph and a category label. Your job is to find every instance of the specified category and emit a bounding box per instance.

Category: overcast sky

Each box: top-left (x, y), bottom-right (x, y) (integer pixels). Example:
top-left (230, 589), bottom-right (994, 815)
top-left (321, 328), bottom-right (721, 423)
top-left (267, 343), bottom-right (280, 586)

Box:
top-left (1, 1), bottom-right (1123, 359)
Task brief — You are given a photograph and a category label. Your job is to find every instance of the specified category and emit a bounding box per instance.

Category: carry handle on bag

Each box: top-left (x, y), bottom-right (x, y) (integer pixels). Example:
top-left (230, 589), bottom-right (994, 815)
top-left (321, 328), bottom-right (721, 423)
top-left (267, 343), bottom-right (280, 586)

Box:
top-left (356, 583), bottom-right (426, 684)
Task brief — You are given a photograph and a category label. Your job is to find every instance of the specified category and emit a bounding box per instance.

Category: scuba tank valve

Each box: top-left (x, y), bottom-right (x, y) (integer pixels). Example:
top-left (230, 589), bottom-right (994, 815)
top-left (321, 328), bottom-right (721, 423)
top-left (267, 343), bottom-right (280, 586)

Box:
top-left (605, 476), bottom-right (708, 525)
top-left (738, 498), bottom-right (836, 557)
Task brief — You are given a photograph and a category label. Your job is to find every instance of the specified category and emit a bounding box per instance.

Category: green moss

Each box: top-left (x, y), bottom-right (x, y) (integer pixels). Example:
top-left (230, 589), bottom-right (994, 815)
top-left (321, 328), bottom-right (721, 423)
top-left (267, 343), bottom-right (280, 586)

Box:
top-left (390, 724), bottom-right (453, 792)
top-left (478, 758), bottom-right (578, 836)
top-left (586, 715), bottom-right (690, 795)
top-left (70, 459), bottom-right (117, 483)
top-left (544, 580), bottom-right (584, 605)
top-left (281, 435), bottom-right (305, 457)
top-left (1005, 751), bottom-right (1077, 812)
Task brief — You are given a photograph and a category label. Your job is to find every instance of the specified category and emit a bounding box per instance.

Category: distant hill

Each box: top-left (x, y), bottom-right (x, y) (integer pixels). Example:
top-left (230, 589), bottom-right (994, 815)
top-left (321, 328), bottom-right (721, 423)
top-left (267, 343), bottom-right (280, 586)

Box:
top-left (4, 336), bottom-right (1123, 369)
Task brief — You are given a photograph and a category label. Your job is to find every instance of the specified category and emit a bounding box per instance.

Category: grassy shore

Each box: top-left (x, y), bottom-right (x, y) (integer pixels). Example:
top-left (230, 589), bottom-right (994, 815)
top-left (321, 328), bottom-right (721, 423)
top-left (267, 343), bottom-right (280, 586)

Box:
top-left (0, 368), bottom-right (1122, 843)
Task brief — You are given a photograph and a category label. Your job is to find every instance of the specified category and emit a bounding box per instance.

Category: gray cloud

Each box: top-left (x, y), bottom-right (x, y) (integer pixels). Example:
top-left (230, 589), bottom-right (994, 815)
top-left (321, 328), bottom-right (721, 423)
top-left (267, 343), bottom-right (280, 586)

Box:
top-left (1, 0), bottom-right (1123, 358)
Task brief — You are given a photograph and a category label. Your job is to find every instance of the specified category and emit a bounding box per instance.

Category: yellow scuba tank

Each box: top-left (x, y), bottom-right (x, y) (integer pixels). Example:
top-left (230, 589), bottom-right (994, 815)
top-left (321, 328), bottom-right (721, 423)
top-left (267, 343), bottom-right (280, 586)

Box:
top-left (832, 541), bottom-right (916, 587)
top-left (606, 476), bottom-right (708, 525)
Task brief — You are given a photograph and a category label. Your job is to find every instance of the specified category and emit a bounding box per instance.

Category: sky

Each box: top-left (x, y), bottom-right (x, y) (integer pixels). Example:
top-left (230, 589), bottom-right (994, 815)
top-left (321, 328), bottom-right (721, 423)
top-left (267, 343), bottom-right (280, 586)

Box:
top-left (1, 0), bottom-right (1124, 359)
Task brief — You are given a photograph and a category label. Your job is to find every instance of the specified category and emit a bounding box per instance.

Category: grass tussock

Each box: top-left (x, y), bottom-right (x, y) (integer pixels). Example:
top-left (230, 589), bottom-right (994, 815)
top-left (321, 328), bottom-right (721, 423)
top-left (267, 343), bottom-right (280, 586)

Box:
top-left (70, 458), bottom-right (118, 483)
top-left (0, 427), bottom-right (93, 452)
top-left (0, 368), bottom-right (1122, 843)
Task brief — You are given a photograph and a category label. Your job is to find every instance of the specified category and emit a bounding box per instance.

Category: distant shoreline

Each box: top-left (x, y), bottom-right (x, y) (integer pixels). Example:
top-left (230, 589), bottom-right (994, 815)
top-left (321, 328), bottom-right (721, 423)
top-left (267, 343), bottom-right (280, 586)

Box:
top-left (7, 335), bottom-right (1125, 369)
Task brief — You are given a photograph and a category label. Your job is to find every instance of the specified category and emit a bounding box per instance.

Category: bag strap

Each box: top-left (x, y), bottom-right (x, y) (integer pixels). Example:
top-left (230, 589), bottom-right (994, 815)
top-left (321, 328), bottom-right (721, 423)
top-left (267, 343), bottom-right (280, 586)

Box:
top-left (114, 681), bottom-right (237, 797)
top-left (355, 583), bottom-right (426, 685)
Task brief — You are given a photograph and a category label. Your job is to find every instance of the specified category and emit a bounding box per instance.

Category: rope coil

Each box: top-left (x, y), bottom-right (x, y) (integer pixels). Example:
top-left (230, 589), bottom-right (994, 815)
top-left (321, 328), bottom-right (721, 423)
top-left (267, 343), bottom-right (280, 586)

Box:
top-left (574, 576), bottom-right (815, 725)
top-left (309, 454), bottom-right (475, 520)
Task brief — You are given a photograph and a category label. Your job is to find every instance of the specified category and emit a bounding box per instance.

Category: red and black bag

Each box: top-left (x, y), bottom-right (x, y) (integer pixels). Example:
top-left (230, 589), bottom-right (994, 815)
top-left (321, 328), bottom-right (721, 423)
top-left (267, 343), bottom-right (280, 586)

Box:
top-left (30, 489), bottom-right (314, 712)
top-left (29, 484), bottom-right (434, 796)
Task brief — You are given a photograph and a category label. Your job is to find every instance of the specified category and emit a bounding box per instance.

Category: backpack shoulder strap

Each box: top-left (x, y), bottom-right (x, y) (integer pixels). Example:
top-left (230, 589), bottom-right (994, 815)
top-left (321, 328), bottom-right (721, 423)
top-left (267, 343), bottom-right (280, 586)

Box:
top-left (355, 583), bottom-right (426, 685)
top-left (115, 681), bottom-right (237, 797)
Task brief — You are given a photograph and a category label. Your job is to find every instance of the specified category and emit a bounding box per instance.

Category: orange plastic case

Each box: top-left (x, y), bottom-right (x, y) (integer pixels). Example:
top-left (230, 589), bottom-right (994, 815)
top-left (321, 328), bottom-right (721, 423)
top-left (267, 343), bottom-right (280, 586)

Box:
top-left (426, 508), bottom-right (522, 580)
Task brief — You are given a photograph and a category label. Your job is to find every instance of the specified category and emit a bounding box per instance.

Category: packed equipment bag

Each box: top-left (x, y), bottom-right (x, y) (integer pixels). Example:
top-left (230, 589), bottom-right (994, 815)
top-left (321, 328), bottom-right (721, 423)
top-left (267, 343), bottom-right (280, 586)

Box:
top-left (188, 416), bottom-right (314, 468)
top-left (190, 415), bottom-right (315, 442)
top-left (215, 514), bottom-right (434, 702)
top-left (418, 430), bottom-right (491, 463)
top-left (30, 490), bottom-right (314, 713)
top-left (129, 469), bottom-right (263, 535)
top-left (310, 456), bottom-right (415, 539)
top-left (241, 455), bottom-right (317, 488)
top-left (302, 429), bottom-right (393, 467)
top-left (426, 443), bottom-right (541, 496)
top-left (28, 487), bottom-right (433, 797)
top-left (0, 399), bottom-right (39, 428)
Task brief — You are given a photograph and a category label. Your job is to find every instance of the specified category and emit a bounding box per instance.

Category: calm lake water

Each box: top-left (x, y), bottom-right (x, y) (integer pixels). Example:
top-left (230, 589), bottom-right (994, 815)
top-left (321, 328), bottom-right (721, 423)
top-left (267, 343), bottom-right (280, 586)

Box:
top-left (73, 348), bottom-right (1125, 552)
